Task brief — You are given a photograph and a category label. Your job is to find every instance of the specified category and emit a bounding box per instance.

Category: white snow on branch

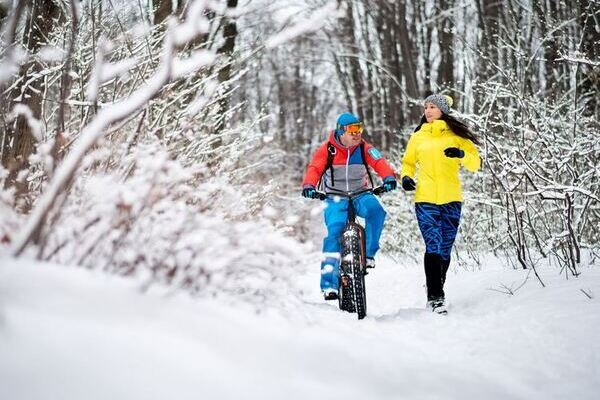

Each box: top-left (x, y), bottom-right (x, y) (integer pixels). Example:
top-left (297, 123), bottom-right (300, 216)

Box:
top-left (186, 79), bottom-right (218, 116)
top-left (557, 52), bottom-right (600, 67)
top-left (265, 1), bottom-right (343, 49)
top-left (173, 20), bottom-right (211, 46)
top-left (173, 0), bottom-right (210, 46)
top-left (99, 58), bottom-right (139, 83)
top-left (524, 185), bottom-right (600, 202)
top-left (172, 50), bottom-right (217, 78)
top-left (0, 47), bottom-right (27, 84)
top-left (206, 0), bottom-right (227, 14)
top-left (85, 44), bottom-right (105, 102)
top-left (38, 45), bottom-right (66, 63)
top-left (10, 104), bottom-right (44, 141)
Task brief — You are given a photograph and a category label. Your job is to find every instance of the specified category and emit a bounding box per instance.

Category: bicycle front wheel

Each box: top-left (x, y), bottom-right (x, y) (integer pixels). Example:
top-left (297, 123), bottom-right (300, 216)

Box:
top-left (341, 221), bottom-right (367, 320)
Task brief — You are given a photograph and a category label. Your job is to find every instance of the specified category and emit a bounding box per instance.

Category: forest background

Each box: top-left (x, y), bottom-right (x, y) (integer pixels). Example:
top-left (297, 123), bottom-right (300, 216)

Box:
top-left (0, 0), bottom-right (598, 294)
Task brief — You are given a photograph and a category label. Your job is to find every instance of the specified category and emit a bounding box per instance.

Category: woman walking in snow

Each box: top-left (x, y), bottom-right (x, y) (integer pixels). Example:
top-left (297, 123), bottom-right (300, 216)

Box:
top-left (400, 94), bottom-right (480, 314)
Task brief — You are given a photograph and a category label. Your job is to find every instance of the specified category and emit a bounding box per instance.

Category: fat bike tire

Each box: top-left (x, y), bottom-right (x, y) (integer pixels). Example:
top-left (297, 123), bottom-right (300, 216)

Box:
top-left (340, 222), bottom-right (367, 320)
top-left (339, 233), bottom-right (356, 313)
top-left (353, 266), bottom-right (367, 320)
top-left (338, 273), bottom-right (355, 313)
top-left (352, 226), bottom-right (367, 320)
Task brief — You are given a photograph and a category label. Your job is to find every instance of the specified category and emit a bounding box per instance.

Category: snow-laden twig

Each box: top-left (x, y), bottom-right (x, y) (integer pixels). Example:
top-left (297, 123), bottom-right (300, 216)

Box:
top-left (556, 53), bottom-right (600, 67)
top-left (488, 270), bottom-right (531, 295)
top-left (265, 1), bottom-right (343, 49)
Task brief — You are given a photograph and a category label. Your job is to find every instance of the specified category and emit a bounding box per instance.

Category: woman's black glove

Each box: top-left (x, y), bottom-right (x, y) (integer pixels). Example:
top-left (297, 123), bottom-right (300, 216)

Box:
top-left (444, 147), bottom-right (464, 158)
top-left (402, 176), bottom-right (416, 191)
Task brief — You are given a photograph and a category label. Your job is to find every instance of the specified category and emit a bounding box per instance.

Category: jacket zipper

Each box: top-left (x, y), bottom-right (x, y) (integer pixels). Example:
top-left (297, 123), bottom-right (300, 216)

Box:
top-left (345, 148), bottom-right (351, 192)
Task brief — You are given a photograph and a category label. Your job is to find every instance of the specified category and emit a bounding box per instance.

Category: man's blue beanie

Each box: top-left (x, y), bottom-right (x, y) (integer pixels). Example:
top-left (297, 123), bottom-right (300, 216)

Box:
top-left (335, 112), bottom-right (361, 136)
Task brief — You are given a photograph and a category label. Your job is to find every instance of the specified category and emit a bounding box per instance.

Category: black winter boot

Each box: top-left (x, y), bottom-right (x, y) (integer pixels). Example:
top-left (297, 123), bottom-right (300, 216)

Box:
top-left (424, 253), bottom-right (444, 301)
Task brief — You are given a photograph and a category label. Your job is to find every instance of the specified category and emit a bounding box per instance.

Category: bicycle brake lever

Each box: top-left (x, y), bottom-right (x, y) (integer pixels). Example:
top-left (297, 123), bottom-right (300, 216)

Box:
top-left (316, 192), bottom-right (327, 200)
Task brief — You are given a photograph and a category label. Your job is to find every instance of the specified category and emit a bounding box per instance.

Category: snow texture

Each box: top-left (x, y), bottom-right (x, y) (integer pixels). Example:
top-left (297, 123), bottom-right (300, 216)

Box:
top-left (1, 255), bottom-right (598, 400)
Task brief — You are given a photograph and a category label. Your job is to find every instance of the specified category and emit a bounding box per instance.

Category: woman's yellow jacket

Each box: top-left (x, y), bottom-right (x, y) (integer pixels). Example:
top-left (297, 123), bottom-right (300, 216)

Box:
top-left (400, 119), bottom-right (480, 204)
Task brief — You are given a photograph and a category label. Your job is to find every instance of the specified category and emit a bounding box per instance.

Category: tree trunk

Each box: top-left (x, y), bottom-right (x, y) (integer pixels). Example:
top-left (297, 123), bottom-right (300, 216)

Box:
top-left (0, 3), bottom-right (7, 27)
top-left (437, 0), bottom-right (455, 90)
top-left (214, 0), bottom-right (238, 139)
top-left (476, 0), bottom-right (502, 82)
top-left (0, 0), bottom-right (27, 169)
top-left (532, 0), bottom-right (560, 99)
top-left (152, 0), bottom-right (173, 25)
top-left (176, 0), bottom-right (187, 15)
top-left (396, 1), bottom-right (420, 121)
top-left (361, 7), bottom-right (375, 127)
top-left (578, 0), bottom-right (600, 116)
top-left (4, 0), bottom-right (62, 212)
top-left (474, 0), bottom-right (503, 110)
top-left (343, 2), bottom-right (364, 119)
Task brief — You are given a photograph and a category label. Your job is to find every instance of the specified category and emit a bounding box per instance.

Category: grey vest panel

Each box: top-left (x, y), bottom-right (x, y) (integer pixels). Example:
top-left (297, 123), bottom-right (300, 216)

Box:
top-left (323, 164), bottom-right (368, 193)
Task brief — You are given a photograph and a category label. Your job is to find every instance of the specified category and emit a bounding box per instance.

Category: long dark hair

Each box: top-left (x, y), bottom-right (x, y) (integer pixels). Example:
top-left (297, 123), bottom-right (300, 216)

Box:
top-left (413, 114), bottom-right (479, 145)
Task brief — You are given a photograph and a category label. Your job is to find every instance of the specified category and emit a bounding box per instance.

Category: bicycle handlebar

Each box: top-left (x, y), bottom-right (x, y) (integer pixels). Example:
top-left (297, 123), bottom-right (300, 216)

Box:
top-left (313, 186), bottom-right (387, 200)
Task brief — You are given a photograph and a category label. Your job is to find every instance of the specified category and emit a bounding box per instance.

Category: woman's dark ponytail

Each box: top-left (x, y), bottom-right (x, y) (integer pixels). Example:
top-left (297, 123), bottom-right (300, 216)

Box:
top-left (442, 114), bottom-right (479, 145)
top-left (413, 114), bottom-right (479, 145)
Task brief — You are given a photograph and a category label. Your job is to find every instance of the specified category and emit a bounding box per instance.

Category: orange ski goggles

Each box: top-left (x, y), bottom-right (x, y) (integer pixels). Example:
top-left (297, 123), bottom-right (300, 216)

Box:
top-left (344, 123), bottom-right (364, 135)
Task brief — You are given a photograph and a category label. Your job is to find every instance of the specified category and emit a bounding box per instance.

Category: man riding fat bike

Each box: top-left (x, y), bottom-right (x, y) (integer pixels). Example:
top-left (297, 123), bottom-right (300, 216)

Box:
top-left (301, 112), bottom-right (397, 300)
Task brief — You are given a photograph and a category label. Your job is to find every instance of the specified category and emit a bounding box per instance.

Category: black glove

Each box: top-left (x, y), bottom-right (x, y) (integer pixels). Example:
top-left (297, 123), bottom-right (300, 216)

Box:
top-left (444, 147), bottom-right (464, 158)
top-left (402, 176), bottom-right (416, 191)
top-left (302, 186), bottom-right (317, 199)
top-left (382, 177), bottom-right (397, 192)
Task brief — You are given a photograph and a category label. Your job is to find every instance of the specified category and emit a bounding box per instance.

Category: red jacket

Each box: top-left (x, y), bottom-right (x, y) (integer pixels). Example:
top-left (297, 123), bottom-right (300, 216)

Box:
top-left (302, 132), bottom-right (395, 192)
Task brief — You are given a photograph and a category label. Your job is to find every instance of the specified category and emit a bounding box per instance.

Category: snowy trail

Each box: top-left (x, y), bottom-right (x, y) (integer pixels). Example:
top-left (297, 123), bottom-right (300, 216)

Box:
top-left (1, 256), bottom-right (599, 400)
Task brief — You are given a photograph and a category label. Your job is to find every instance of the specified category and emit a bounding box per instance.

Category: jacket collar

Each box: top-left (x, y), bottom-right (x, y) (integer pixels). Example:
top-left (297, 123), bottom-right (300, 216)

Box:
top-left (421, 119), bottom-right (448, 136)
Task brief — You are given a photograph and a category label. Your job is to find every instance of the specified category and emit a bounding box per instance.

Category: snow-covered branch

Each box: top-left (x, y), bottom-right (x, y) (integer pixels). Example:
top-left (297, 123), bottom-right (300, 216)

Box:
top-left (265, 1), bottom-right (343, 49)
top-left (11, 4), bottom-right (221, 256)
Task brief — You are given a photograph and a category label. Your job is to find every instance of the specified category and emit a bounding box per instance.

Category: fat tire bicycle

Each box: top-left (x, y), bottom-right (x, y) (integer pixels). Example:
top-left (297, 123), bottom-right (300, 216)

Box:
top-left (313, 186), bottom-right (386, 320)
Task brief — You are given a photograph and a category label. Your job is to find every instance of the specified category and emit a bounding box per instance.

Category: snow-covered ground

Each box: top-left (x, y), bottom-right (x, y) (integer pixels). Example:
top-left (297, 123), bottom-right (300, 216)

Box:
top-left (1, 255), bottom-right (599, 400)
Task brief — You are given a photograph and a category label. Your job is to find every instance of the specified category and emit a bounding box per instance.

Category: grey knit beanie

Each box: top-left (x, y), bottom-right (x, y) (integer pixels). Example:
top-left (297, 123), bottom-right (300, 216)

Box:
top-left (424, 94), bottom-right (454, 115)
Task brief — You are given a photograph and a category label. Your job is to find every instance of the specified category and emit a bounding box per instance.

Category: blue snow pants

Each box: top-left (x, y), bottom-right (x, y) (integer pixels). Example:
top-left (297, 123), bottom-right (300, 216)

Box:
top-left (415, 202), bottom-right (462, 260)
top-left (320, 193), bottom-right (386, 292)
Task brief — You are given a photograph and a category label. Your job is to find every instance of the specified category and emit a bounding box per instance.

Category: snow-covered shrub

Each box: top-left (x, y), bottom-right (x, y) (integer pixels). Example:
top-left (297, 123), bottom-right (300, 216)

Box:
top-left (0, 3), bottom-right (314, 305)
top-left (36, 139), bottom-right (307, 304)
top-left (467, 85), bottom-right (600, 277)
